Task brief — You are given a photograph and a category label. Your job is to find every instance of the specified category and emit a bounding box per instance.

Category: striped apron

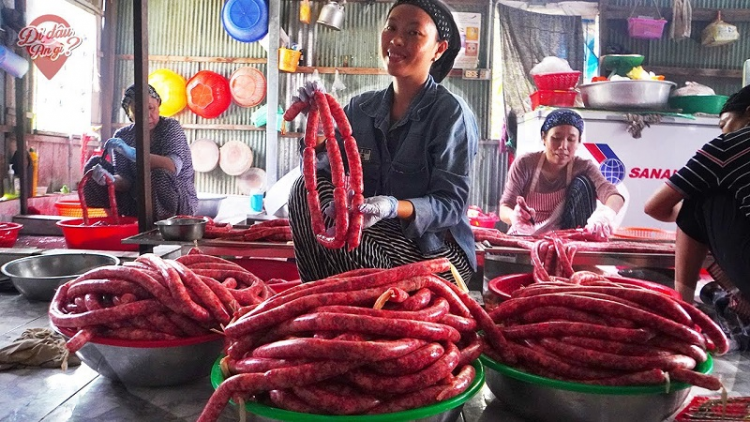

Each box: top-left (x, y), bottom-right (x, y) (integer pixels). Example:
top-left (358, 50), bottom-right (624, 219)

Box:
top-left (510, 153), bottom-right (573, 236)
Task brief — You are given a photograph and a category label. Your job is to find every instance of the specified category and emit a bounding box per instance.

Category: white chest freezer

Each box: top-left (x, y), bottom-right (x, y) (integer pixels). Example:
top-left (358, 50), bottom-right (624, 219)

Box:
top-left (515, 109), bottom-right (721, 230)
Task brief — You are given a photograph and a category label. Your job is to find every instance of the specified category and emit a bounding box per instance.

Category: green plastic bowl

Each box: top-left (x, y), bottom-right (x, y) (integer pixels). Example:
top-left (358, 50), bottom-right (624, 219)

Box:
top-left (210, 358), bottom-right (485, 421)
top-left (480, 353), bottom-right (712, 395)
top-left (668, 95), bottom-right (729, 115)
top-left (600, 54), bottom-right (645, 76)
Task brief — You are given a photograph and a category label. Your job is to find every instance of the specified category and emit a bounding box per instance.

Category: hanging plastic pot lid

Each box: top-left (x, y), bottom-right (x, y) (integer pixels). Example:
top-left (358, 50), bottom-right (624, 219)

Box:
top-left (186, 70), bottom-right (231, 119)
top-left (230, 66), bottom-right (266, 108)
top-left (237, 167), bottom-right (267, 194)
top-left (148, 69), bottom-right (187, 117)
top-left (190, 139), bottom-right (220, 173)
top-left (219, 140), bottom-right (254, 176)
top-left (222, 0), bottom-right (269, 43)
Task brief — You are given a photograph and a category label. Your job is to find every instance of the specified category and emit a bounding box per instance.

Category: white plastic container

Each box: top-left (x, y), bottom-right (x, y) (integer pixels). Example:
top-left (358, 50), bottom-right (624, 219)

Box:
top-left (743, 59), bottom-right (750, 87)
top-left (0, 46), bottom-right (29, 78)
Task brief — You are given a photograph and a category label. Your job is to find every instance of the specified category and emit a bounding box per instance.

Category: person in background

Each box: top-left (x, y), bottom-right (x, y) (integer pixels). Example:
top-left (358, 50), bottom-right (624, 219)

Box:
top-left (83, 84), bottom-right (197, 221)
top-left (499, 109), bottom-right (624, 238)
top-left (644, 85), bottom-right (750, 304)
top-left (288, 0), bottom-right (479, 283)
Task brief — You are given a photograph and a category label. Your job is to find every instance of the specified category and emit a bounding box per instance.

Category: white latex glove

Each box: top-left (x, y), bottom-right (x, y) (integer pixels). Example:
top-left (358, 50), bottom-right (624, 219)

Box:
top-left (292, 80), bottom-right (326, 110)
top-left (359, 196), bottom-right (398, 229)
top-left (510, 203), bottom-right (536, 227)
top-left (586, 207), bottom-right (618, 240)
top-left (91, 164), bottom-right (114, 186)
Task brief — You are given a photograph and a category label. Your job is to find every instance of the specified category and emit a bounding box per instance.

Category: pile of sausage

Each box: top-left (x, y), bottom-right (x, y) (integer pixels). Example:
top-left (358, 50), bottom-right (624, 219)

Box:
top-left (49, 253), bottom-right (275, 355)
top-left (283, 90), bottom-right (364, 251)
top-left (484, 274), bottom-right (728, 390)
top-left (197, 258), bottom-right (495, 422)
top-left (203, 219), bottom-right (293, 242)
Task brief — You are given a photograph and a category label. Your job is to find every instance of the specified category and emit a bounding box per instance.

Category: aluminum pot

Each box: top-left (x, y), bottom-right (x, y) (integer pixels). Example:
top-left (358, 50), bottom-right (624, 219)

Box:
top-left (56, 326), bottom-right (223, 387)
top-left (196, 193), bottom-right (226, 218)
top-left (1, 252), bottom-right (120, 301)
top-left (317, 0), bottom-right (345, 30)
top-left (579, 80), bottom-right (676, 110)
top-left (480, 354), bottom-right (711, 422)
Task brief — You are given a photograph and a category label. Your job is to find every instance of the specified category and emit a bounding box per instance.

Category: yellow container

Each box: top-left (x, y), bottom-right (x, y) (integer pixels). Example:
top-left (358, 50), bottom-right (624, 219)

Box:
top-left (29, 148), bottom-right (38, 197)
top-left (278, 48), bottom-right (302, 73)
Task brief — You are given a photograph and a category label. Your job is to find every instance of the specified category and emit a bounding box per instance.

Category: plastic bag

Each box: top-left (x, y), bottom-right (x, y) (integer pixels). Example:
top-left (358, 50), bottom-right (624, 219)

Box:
top-left (330, 69), bottom-right (346, 98)
top-left (669, 0), bottom-right (692, 40)
top-left (251, 104), bottom-right (284, 131)
top-left (529, 56), bottom-right (573, 76)
top-left (701, 11), bottom-right (739, 47)
top-left (672, 81), bottom-right (715, 97)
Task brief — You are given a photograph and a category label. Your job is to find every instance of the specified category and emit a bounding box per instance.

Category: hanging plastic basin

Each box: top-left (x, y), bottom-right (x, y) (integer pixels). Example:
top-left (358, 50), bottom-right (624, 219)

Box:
top-left (186, 70), bottom-right (231, 119)
top-left (148, 68), bottom-right (188, 117)
top-left (222, 0), bottom-right (269, 43)
top-left (230, 66), bottom-right (266, 108)
top-left (57, 217), bottom-right (139, 252)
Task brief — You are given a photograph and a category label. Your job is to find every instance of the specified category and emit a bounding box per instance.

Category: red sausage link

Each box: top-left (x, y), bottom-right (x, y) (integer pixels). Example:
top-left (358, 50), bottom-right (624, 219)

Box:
top-left (268, 389), bottom-right (324, 414)
top-left (283, 101), bottom-right (308, 121)
top-left (436, 364), bottom-right (475, 401)
top-left (251, 337), bottom-right (426, 362)
top-left (517, 305), bottom-right (608, 326)
top-left (581, 369), bottom-right (668, 386)
top-left (65, 328), bottom-right (95, 353)
top-left (345, 343), bottom-right (459, 394)
top-left (366, 385), bottom-right (445, 414)
top-left (314, 297), bottom-right (449, 322)
top-left (400, 288), bottom-right (433, 311)
top-left (457, 331), bottom-right (484, 367)
top-left (505, 341), bottom-right (622, 380)
top-left (325, 93), bottom-right (352, 137)
top-left (501, 321), bottom-right (655, 343)
top-left (669, 367), bottom-right (723, 390)
top-left (293, 382), bottom-right (380, 415)
top-left (538, 338), bottom-right (696, 371)
top-left (368, 342), bottom-right (445, 375)
top-left (674, 298), bottom-right (730, 355)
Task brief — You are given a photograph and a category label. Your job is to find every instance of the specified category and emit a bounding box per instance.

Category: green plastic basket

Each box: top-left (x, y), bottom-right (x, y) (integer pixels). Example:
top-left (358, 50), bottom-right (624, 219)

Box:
top-left (668, 95), bottom-right (729, 115)
top-left (210, 358), bottom-right (485, 421)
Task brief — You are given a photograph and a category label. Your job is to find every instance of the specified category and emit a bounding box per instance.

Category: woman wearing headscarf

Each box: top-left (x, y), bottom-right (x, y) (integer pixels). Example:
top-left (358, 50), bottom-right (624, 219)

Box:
top-left (83, 84), bottom-right (197, 220)
top-left (499, 109), bottom-right (624, 237)
top-left (645, 85), bottom-right (750, 304)
top-left (288, 0), bottom-right (479, 283)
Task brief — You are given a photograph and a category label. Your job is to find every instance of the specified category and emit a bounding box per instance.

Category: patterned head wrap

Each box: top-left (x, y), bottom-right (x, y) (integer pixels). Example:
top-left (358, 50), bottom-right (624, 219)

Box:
top-left (121, 84), bottom-right (162, 122)
top-left (388, 0), bottom-right (461, 83)
top-left (541, 109), bottom-right (584, 137)
top-left (721, 84), bottom-right (750, 115)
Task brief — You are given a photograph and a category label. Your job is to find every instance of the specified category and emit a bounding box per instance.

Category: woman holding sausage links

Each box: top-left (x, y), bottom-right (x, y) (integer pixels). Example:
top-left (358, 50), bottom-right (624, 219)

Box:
top-left (499, 109), bottom-right (624, 238)
top-left (288, 0), bottom-right (479, 283)
top-left (645, 85), bottom-right (750, 305)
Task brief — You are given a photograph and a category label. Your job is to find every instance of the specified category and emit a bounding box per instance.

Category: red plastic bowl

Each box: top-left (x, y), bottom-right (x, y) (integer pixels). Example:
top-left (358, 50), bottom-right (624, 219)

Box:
top-left (57, 217), bottom-right (139, 251)
top-left (488, 272), bottom-right (681, 302)
top-left (235, 258), bottom-right (300, 282)
top-left (186, 70), bottom-right (232, 119)
top-left (0, 222), bottom-right (22, 247)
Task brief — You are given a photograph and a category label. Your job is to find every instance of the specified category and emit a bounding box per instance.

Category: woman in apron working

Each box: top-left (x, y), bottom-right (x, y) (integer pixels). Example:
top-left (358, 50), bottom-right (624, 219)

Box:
top-left (499, 109), bottom-right (624, 238)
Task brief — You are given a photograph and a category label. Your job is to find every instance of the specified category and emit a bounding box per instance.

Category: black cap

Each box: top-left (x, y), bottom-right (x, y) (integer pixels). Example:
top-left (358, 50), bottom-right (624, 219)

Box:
top-left (389, 0), bottom-right (461, 83)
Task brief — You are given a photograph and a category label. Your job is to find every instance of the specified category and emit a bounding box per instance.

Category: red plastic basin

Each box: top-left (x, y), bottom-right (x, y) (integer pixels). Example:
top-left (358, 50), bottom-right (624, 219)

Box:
top-left (57, 217), bottom-right (139, 251)
top-left (0, 222), bottom-right (23, 247)
top-left (488, 272), bottom-right (681, 302)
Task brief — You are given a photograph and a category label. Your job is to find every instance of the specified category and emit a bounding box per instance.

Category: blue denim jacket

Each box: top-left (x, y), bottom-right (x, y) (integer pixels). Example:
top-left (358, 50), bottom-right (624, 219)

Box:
top-left (314, 76), bottom-right (479, 269)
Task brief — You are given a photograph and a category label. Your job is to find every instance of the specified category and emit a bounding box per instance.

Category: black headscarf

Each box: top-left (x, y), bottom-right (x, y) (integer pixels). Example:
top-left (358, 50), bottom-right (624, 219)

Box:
top-left (388, 0), bottom-right (461, 83)
top-left (121, 84), bottom-right (162, 122)
top-left (721, 84), bottom-right (750, 115)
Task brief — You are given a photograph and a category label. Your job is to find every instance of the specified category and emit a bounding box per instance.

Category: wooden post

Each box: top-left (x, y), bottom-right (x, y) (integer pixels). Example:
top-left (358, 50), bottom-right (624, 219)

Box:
top-left (133, 0), bottom-right (153, 252)
top-left (101, 0), bottom-right (117, 140)
top-left (598, 0), bottom-right (609, 74)
top-left (14, 0), bottom-right (27, 214)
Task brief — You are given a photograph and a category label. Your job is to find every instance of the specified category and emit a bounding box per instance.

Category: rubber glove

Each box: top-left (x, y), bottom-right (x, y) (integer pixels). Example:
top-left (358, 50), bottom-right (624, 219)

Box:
top-left (359, 195), bottom-right (398, 229)
top-left (291, 80), bottom-right (326, 114)
top-left (321, 189), bottom-right (354, 220)
top-left (104, 138), bottom-right (136, 162)
top-left (586, 207), bottom-right (618, 240)
top-left (91, 164), bottom-right (114, 186)
top-left (510, 202), bottom-right (536, 228)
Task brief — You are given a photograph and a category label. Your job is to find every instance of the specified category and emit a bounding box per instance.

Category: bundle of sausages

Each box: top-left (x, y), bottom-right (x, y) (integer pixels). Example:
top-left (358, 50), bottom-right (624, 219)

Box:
top-left (49, 253), bottom-right (274, 356)
top-left (283, 91), bottom-right (364, 251)
top-left (197, 258), bottom-right (504, 422)
top-left (485, 274), bottom-right (729, 390)
top-left (203, 219), bottom-right (293, 242)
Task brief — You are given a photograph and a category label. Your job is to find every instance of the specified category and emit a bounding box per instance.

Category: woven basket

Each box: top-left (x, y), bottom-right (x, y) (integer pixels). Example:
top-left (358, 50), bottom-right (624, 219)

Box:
top-left (55, 200), bottom-right (108, 218)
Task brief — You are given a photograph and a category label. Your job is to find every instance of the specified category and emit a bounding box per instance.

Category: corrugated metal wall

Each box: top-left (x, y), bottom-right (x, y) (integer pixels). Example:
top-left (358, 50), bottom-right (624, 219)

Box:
top-left (605, 0), bottom-right (750, 94)
top-left (113, 0), bottom-right (498, 210)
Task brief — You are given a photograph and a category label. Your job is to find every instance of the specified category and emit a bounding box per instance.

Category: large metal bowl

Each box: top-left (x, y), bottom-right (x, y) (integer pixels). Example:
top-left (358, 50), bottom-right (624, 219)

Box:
top-left (210, 359), bottom-right (485, 421)
top-left (155, 216), bottom-right (207, 241)
top-left (196, 193), bottom-right (227, 218)
top-left (579, 80), bottom-right (676, 110)
top-left (1, 253), bottom-right (120, 301)
top-left (480, 354), bottom-right (712, 422)
top-left (56, 326), bottom-right (223, 387)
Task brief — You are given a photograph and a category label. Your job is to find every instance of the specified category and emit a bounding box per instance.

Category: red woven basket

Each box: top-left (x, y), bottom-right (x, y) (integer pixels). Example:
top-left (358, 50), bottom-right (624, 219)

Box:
top-left (533, 71), bottom-right (582, 90)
